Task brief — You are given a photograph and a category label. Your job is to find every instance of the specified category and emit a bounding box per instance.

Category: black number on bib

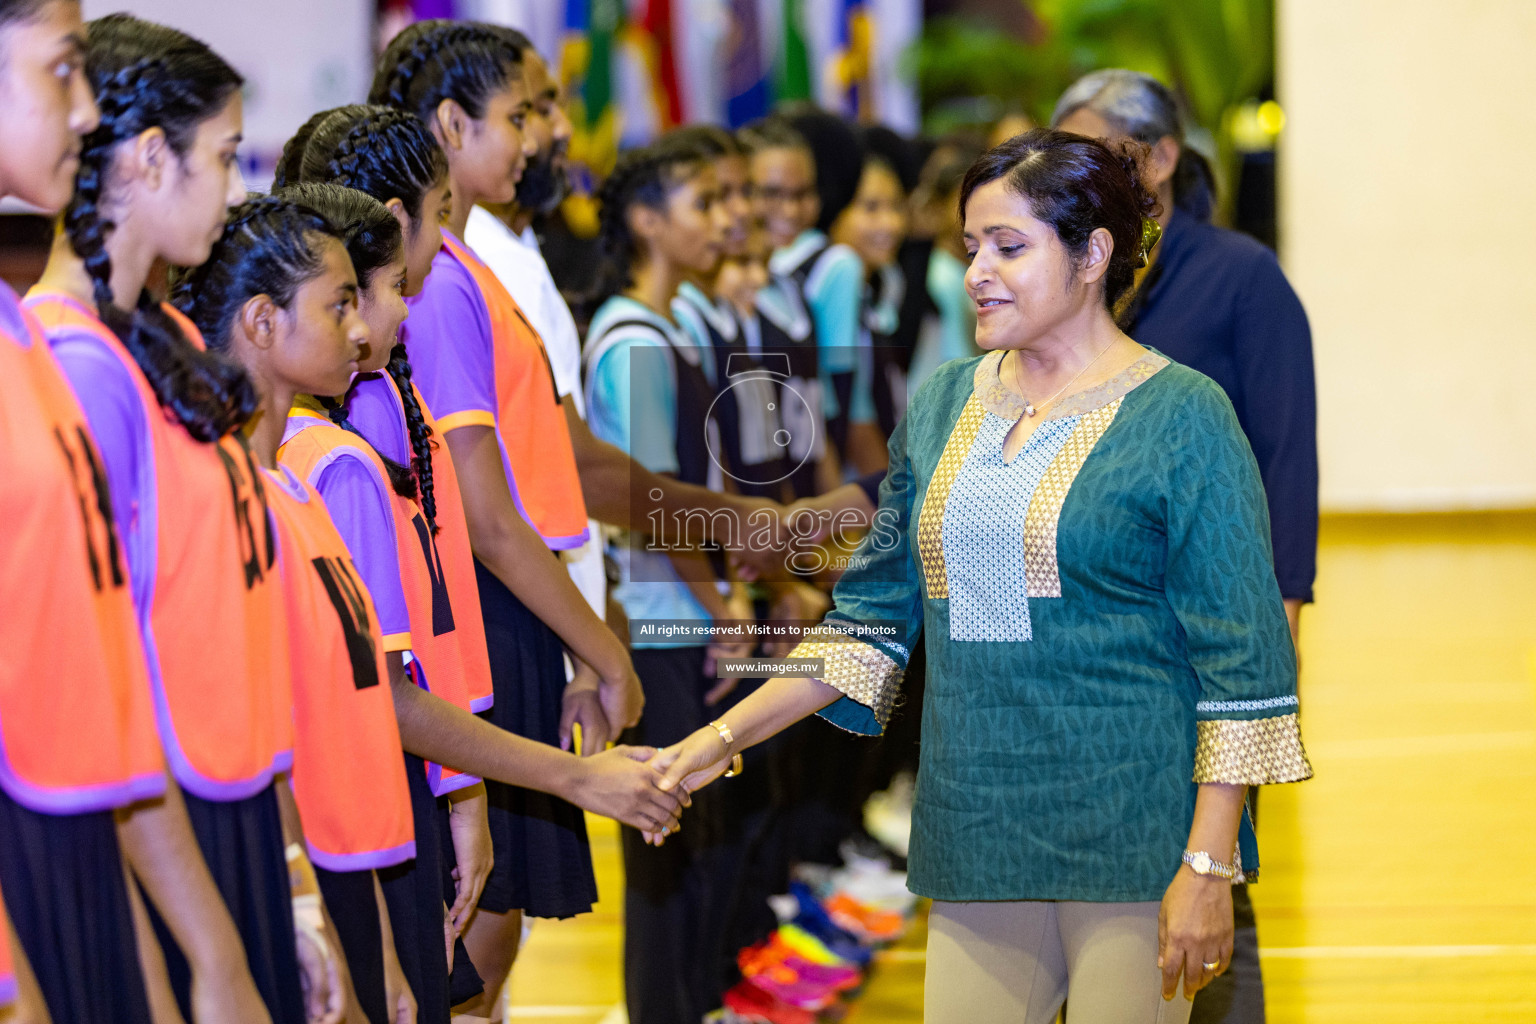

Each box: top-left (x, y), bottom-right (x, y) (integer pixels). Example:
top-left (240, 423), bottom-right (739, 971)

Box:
top-left (311, 556), bottom-right (381, 689)
top-left (411, 512), bottom-right (456, 637)
top-left (217, 437), bottom-right (276, 589)
top-left (53, 426), bottom-right (126, 591)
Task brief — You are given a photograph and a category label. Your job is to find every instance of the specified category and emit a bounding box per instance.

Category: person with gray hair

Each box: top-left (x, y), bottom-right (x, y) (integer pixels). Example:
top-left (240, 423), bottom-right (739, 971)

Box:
top-left (1054, 68), bottom-right (1318, 1024)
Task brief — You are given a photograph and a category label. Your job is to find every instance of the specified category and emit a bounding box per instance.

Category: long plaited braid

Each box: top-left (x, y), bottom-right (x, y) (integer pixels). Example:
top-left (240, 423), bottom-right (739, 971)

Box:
top-left (385, 349), bottom-right (439, 534)
top-left (64, 15), bottom-right (253, 440)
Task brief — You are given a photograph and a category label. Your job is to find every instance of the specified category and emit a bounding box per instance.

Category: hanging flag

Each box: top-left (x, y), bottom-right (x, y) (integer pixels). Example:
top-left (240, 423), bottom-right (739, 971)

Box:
top-left (828, 0), bottom-right (874, 120)
top-left (775, 0), bottom-right (811, 104)
top-left (559, 0), bottom-right (621, 235)
top-left (724, 0), bottom-right (770, 125)
top-left (629, 0), bottom-right (683, 130)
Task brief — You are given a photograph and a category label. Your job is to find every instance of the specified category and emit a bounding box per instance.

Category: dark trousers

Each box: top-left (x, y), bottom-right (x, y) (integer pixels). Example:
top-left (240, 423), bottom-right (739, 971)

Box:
top-left (621, 646), bottom-right (741, 1024)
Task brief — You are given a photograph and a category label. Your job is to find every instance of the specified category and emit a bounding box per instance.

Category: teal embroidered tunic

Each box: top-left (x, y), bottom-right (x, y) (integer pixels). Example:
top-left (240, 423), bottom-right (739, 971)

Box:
top-left (791, 350), bottom-right (1312, 903)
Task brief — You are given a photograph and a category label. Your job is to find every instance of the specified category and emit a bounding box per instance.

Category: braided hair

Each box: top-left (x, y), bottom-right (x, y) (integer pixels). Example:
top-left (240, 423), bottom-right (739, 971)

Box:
top-left (280, 106), bottom-right (451, 535)
top-left (369, 19), bottom-right (523, 129)
top-left (298, 105), bottom-right (448, 223)
top-left (593, 136), bottom-right (713, 300)
top-left (170, 193), bottom-right (343, 355)
top-left (276, 182), bottom-right (441, 534)
top-left (65, 13), bottom-right (253, 441)
top-left (273, 105), bottom-right (365, 189)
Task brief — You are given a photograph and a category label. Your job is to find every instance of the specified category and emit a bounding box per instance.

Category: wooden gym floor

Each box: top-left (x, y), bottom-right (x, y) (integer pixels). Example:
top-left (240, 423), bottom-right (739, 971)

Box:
top-left (503, 512), bottom-right (1536, 1023)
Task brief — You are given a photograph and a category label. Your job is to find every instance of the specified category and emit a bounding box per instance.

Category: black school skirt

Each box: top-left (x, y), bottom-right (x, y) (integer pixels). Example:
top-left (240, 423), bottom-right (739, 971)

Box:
top-left (148, 784), bottom-right (305, 1024)
top-left (474, 558), bottom-right (597, 919)
top-left (315, 866), bottom-right (386, 1024)
top-left (378, 753), bottom-right (483, 1024)
top-left (0, 787), bottom-right (153, 1024)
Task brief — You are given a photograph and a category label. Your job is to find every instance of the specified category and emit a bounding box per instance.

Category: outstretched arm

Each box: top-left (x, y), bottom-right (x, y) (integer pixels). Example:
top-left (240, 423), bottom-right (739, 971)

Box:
top-left (385, 655), bottom-right (683, 839)
top-left (650, 674), bottom-right (842, 812)
top-left (563, 397), bottom-right (785, 558)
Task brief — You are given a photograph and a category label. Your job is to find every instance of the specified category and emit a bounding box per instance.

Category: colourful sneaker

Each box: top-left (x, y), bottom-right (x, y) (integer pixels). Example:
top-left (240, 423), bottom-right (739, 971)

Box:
top-left (825, 892), bottom-right (906, 944)
top-left (776, 922), bottom-right (856, 968)
top-left (744, 936), bottom-right (863, 993)
top-left (788, 883), bottom-right (873, 966)
top-left (722, 979), bottom-right (818, 1024)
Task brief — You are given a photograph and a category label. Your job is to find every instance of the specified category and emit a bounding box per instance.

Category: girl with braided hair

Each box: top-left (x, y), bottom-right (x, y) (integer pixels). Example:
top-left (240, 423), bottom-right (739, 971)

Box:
top-left (0, 3), bottom-right (190, 1022)
top-left (174, 189), bottom-right (420, 1024)
top-left (274, 102), bottom-right (689, 1022)
top-left (24, 14), bottom-right (351, 1024)
top-left (372, 19), bottom-right (678, 999)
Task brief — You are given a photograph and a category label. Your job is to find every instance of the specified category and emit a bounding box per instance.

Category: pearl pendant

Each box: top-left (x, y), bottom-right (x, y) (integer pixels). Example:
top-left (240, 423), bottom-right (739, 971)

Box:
top-left (1023, 402), bottom-right (1037, 418)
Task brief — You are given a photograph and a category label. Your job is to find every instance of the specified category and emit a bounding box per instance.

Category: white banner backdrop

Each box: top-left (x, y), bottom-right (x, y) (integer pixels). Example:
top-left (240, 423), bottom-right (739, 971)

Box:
top-left (81, 0), bottom-right (375, 185)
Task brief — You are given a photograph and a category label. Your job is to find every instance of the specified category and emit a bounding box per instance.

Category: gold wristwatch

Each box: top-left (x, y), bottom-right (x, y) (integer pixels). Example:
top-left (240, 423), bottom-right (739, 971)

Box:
top-left (1182, 849), bottom-right (1239, 881)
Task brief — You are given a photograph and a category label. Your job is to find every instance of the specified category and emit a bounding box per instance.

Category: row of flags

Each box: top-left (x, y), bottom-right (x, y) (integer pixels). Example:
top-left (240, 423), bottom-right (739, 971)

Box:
top-left (406, 0), bottom-right (919, 175)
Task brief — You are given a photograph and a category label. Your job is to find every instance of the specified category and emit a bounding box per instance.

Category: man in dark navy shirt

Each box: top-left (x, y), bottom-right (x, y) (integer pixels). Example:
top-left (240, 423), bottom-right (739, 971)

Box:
top-left (1056, 70), bottom-right (1318, 1024)
top-left (1121, 209), bottom-right (1318, 615)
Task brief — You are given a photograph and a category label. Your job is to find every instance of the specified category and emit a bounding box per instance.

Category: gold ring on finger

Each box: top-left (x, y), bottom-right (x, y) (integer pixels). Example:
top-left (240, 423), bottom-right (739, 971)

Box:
top-left (1202, 961), bottom-right (1220, 971)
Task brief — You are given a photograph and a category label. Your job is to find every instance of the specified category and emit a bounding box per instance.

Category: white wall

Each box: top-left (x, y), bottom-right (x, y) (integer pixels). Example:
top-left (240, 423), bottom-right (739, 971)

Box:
top-left (82, 0), bottom-right (374, 177)
top-left (1279, 0), bottom-right (1536, 510)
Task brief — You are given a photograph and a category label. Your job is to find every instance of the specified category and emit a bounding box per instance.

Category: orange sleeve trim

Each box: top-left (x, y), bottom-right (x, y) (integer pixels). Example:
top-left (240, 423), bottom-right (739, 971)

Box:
top-left (381, 632), bottom-right (413, 653)
top-left (435, 410), bottom-right (497, 433)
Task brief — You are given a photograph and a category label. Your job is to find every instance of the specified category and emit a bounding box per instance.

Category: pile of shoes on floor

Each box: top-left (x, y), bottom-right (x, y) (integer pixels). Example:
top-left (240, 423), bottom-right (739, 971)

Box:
top-left (709, 776), bottom-right (918, 1024)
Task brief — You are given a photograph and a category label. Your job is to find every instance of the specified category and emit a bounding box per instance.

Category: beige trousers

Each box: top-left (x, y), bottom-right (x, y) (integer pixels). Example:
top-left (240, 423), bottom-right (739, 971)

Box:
top-left (924, 899), bottom-right (1196, 1024)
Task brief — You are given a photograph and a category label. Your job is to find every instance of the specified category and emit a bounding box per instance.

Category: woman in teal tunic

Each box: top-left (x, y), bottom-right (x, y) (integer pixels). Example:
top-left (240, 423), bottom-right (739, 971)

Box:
top-left (648, 129), bottom-right (1311, 1023)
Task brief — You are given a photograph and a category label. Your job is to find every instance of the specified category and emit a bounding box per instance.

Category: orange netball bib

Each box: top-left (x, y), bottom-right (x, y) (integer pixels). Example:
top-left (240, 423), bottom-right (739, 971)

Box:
top-left (279, 411), bottom-right (480, 795)
top-left (0, 292), bottom-right (163, 813)
top-left (442, 233), bottom-right (589, 548)
top-left (27, 294), bottom-right (293, 800)
top-left (264, 464), bottom-right (415, 869)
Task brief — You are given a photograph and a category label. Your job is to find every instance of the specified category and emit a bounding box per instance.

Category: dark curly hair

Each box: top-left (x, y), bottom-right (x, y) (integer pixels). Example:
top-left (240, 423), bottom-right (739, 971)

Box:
top-left (593, 135), bottom-right (713, 299)
top-left (64, 13), bottom-right (253, 441)
top-left (277, 106), bottom-right (452, 534)
top-left (959, 128), bottom-right (1160, 310)
top-left (170, 193), bottom-right (344, 357)
top-left (369, 19), bottom-right (522, 129)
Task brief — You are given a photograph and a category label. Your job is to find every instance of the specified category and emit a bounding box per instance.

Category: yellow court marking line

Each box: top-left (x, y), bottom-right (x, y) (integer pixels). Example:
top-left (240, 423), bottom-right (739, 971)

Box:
top-left (505, 1006), bottom-right (622, 1018)
top-left (1260, 945), bottom-right (1536, 959)
top-left (879, 944), bottom-right (1536, 964)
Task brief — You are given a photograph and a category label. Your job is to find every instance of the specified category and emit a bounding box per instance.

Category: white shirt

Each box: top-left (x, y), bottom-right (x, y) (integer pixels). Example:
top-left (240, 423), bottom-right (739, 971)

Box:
top-left (464, 205), bottom-right (606, 619)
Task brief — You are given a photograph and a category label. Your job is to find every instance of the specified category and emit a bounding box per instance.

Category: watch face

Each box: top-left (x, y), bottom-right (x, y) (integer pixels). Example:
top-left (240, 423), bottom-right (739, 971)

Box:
top-left (1191, 852), bottom-right (1212, 874)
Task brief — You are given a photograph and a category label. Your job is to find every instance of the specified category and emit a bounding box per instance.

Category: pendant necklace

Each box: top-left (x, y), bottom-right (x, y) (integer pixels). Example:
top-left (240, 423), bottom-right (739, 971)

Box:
top-left (1011, 341), bottom-right (1115, 418)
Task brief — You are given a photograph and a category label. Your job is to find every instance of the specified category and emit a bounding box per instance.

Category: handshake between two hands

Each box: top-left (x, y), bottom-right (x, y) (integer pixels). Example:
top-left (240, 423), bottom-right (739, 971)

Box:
top-left (563, 725), bottom-right (739, 848)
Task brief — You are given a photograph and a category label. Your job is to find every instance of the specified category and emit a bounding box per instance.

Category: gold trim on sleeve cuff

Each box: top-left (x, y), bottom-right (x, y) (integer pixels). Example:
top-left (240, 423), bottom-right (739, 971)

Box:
top-left (1194, 714), bottom-right (1313, 785)
top-left (790, 636), bottom-right (903, 730)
